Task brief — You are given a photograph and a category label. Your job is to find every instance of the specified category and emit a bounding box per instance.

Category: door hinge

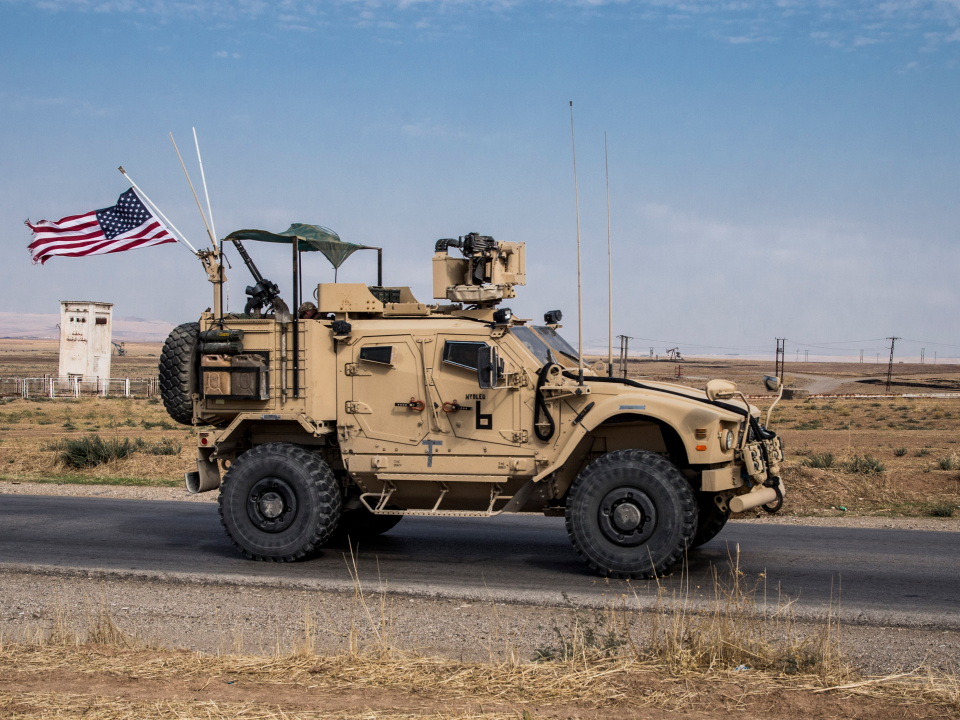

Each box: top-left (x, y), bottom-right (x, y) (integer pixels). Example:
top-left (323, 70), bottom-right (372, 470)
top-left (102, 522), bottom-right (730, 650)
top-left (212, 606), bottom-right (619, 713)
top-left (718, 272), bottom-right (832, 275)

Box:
top-left (344, 363), bottom-right (359, 376)
top-left (345, 401), bottom-right (373, 414)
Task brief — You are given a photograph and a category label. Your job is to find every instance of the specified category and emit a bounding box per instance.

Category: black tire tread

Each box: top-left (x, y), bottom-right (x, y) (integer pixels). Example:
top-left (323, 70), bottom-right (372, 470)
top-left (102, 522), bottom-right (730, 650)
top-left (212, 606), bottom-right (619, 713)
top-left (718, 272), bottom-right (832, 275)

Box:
top-left (159, 322), bottom-right (200, 426)
top-left (565, 449), bottom-right (697, 579)
top-left (218, 443), bottom-right (342, 562)
top-left (692, 492), bottom-right (730, 548)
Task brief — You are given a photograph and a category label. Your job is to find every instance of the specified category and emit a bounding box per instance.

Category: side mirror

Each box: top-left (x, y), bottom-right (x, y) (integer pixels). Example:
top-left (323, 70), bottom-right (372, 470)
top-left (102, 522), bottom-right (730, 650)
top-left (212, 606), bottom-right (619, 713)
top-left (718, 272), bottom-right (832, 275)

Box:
top-left (764, 375), bottom-right (782, 392)
top-left (706, 379), bottom-right (738, 401)
top-left (477, 346), bottom-right (504, 389)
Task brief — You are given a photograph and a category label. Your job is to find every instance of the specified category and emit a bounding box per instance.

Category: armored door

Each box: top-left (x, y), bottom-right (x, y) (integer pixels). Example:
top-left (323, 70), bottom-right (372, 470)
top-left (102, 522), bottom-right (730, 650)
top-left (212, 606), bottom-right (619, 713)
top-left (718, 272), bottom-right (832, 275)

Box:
top-left (431, 334), bottom-right (520, 449)
top-left (349, 336), bottom-right (428, 446)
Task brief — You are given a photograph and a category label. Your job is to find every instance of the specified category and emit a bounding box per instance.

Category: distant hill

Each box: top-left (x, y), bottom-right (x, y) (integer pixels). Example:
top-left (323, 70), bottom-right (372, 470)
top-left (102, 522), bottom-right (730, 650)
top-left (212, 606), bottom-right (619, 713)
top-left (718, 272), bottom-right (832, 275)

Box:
top-left (0, 312), bottom-right (174, 343)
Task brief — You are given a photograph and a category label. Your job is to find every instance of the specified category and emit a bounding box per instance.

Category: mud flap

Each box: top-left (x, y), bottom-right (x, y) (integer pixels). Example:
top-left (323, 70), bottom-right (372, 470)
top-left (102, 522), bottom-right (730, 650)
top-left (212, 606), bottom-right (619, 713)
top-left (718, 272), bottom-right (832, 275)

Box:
top-left (185, 447), bottom-right (221, 494)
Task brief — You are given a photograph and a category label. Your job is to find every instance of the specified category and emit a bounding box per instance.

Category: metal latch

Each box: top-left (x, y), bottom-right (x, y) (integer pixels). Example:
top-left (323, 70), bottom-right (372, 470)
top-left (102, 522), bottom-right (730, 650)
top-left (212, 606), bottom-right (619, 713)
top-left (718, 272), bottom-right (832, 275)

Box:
top-left (500, 429), bottom-right (528, 443)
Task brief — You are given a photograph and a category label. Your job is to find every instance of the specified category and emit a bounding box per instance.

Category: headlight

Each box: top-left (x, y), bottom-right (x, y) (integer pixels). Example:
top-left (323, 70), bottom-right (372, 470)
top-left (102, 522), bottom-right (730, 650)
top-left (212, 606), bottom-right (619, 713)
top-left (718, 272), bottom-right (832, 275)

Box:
top-left (724, 430), bottom-right (734, 450)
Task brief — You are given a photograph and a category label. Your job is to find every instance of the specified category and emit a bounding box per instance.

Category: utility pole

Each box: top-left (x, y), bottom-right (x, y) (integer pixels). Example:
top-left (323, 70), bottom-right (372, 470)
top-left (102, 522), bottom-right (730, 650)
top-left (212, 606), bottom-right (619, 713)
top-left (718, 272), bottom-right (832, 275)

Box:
top-left (885, 336), bottom-right (901, 393)
top-left (775, 338), bottom-right (786, 381)
top-left (860, 349), bottom-right (863, 364)
top-left (921, 348), bottom-right (925, 364)
top-left (804, 350), bottom-right (809, 363)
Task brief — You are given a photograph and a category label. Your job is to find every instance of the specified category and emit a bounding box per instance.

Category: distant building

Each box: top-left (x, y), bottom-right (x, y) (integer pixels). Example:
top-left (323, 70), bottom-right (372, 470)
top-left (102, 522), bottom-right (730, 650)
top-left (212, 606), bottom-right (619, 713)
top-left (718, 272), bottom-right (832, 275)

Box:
top-left (58, 301), bottom-right (113, 380)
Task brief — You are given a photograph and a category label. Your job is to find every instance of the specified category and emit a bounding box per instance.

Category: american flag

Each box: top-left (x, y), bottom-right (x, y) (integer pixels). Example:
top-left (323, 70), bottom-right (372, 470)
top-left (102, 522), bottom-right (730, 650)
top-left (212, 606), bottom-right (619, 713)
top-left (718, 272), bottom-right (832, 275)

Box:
top-left (26, 188), bottom-right (178, 265)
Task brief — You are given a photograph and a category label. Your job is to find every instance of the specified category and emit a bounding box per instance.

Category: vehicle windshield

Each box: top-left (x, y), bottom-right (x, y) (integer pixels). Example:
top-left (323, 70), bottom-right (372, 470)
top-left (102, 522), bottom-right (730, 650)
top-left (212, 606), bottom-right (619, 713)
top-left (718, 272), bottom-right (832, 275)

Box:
top-left (533, 325), bottom-right (580, 364)
top-left (510, 325), bottom-right (579, 366)
top-left (510, 326), bottom-right (554, 365)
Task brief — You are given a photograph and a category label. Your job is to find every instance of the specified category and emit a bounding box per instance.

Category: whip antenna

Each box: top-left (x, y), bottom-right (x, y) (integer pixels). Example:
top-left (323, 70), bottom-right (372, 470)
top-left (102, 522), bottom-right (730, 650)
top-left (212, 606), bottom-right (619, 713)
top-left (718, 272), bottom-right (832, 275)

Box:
top-left (570, 101), bottom-right (584, 384)
top-left (169, 132), bottom-right (216, 250)
top-left (605, 131), bottom-right (613, 377)
top-left (193, 127), bottom-right (217, 250)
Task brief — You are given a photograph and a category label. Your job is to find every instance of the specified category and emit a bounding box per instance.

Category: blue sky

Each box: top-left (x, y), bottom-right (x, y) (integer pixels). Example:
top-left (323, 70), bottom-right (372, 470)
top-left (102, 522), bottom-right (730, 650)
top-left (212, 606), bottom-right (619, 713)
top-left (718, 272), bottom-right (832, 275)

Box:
top-left (2, 0), bottom-right (959, 360)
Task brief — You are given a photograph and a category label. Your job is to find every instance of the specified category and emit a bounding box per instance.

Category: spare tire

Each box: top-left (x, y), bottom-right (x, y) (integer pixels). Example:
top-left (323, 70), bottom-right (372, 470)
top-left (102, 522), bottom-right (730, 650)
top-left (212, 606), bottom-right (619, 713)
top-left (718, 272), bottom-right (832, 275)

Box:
top-left (159, 322), bottom-right (200, 426)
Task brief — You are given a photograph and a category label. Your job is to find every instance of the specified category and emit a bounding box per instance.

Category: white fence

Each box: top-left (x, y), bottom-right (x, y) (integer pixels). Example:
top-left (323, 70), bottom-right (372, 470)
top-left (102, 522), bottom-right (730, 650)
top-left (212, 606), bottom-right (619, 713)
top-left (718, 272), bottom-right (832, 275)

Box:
top-left (2, 377), bottom-right (158, 399)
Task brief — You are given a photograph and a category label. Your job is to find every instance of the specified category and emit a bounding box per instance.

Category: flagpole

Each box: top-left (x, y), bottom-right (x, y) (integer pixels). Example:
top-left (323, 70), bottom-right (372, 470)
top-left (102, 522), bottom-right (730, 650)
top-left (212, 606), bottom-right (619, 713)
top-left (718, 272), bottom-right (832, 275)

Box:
top-left (169, 132), bottom-right (216, 250)
top-left (118, 167), bottom-right (198, 255)
top-left (193, 128), bottom-right (218, 250)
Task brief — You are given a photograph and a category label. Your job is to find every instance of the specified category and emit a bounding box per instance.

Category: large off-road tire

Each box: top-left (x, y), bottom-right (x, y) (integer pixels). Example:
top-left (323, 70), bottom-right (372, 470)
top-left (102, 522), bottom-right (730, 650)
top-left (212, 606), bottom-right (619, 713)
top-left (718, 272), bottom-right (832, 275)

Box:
top-left (159, 322), bottom-right (200, 426)
top-left (566, 449), bottom-right (698, 579)
top-left (219, 443), bottom-right (342, 561)
top-left (692, 492), bottom-right (730, 548)
top-left (328, 508), bottom-right (403, 545)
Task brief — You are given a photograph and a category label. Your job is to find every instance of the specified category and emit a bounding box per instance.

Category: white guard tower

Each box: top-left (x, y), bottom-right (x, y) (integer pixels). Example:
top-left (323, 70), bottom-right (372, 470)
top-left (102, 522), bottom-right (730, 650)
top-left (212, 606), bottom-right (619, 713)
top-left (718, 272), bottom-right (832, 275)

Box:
top-left (58, 301), bottom-right (113, 381)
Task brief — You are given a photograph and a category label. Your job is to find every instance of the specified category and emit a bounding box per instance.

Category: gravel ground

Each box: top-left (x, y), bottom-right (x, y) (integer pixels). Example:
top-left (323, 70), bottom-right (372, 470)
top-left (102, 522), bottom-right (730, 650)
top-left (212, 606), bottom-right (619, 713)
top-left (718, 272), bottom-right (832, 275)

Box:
top-left (0, 569), bottom-right (957, 675)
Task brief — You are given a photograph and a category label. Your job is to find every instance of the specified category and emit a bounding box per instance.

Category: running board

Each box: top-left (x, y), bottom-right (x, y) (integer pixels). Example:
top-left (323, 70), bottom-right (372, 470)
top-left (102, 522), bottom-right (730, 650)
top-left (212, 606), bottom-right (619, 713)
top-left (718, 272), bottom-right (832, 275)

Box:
top-left (359, 481), bottom-right (513, 518)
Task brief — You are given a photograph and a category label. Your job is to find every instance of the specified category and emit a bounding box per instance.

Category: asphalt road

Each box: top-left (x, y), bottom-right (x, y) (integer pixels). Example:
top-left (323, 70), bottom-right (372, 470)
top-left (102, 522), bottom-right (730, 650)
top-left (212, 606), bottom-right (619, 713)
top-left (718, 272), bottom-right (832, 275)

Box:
top-left (1, 494), bottom-right (958, 626)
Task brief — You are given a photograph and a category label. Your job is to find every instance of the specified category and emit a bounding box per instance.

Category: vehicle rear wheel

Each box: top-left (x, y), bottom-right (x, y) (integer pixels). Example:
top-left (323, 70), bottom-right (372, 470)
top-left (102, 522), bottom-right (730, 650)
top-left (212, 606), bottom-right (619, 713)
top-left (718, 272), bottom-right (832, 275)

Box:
top-left (565, 449), bottom-right (697, 578)
top-left (329, 508), bottom-right (403, 545)
top-left (219, 443), bottom-right (342, 561)
top-left (692, 492), bottom-right (730, 548)
top-left (159, 322), bottom-right (200, 426)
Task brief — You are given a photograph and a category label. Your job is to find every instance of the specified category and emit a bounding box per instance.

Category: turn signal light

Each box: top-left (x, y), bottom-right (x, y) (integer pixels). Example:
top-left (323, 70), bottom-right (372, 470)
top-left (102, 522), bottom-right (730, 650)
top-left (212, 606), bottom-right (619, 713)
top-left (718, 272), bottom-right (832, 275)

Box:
top-left (695, 429), bottom-right (707, 439)
top-left (696, 444), bottom-right (707, 451)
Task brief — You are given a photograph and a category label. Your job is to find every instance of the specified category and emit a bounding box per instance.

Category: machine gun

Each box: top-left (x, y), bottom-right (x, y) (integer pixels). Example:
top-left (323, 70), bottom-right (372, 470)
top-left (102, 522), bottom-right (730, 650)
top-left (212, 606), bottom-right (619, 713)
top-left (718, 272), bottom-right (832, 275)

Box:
top-left (435, 232), bottom-right (498, 284)
top-left (232, 240), bottom-right (288, 318)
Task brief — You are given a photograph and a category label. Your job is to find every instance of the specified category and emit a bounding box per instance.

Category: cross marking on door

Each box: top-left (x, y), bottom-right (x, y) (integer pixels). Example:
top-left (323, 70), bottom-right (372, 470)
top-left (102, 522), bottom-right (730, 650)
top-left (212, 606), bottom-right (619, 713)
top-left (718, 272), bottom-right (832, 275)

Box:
top-left (422, 439), bottom-right (443, 467)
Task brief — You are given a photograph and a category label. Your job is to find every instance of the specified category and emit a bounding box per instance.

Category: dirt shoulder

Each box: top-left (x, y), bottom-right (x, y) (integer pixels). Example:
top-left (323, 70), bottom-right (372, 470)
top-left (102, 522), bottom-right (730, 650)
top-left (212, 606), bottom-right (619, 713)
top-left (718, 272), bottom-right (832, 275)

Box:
top-left (1, 568), bottom-right (958, 678)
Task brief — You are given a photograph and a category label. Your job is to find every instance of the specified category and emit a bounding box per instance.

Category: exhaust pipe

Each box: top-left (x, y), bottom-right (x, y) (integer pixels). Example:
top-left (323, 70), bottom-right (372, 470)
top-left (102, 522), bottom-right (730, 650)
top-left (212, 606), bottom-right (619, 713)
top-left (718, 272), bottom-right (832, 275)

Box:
top-left (729, 481), bottom-right (783, 514)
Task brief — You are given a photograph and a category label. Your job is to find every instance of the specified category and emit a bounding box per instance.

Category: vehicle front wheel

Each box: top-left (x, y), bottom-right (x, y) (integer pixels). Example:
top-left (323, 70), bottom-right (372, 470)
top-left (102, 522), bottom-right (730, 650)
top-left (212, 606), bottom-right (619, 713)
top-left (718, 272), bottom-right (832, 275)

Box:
top-left (219, 443), bottom-right (342, 561)
top-left (565, 449), bottom-right (698, 578)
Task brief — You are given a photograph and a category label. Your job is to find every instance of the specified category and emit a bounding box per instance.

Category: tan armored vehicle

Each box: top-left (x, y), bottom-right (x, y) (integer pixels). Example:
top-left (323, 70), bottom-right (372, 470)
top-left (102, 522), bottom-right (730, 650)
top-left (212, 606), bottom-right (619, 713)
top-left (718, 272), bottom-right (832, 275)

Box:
top-left (161, 227), bottom-right (786, 578)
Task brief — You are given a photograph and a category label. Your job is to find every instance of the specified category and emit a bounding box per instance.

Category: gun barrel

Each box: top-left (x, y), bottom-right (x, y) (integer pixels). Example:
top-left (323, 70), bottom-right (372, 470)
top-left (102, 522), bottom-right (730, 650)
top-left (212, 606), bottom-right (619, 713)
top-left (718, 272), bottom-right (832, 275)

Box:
top-left (233, 240), bottom-right (265, 284)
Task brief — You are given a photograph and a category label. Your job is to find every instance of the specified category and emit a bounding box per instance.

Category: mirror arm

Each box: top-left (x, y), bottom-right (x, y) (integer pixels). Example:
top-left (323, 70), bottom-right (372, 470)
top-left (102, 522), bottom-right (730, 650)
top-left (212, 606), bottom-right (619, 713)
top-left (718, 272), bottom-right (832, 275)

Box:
top-left (764, 383), bottom-right (784, 429)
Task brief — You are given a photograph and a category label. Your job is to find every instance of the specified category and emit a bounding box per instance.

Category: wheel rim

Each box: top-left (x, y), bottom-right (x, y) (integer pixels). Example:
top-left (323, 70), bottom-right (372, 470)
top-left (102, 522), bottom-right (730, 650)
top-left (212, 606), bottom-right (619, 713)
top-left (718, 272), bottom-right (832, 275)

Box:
top-left (246, 477), bottom-right (299, 533)
top-left (598, 487), bottom-right (657, 546)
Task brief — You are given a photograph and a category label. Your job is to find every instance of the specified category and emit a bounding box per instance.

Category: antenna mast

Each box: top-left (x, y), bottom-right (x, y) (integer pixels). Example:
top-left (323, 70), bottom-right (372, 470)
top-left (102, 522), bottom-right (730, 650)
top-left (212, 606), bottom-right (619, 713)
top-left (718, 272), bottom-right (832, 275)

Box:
top-left (570, 101), bottom-right (584, 384)
top-left (605, 131), bottom-right (612, 377)
top-left (193, 128), bottom-right (218, 250)
top-left (169, 132), bottom-right (216, 249)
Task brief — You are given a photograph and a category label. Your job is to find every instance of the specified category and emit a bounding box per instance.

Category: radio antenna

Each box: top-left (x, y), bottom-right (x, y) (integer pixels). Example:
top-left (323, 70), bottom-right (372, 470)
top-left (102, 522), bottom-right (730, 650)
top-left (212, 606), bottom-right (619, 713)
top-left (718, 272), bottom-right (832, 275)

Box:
top-left (605, 131), bottom-right (613, 377)
top-left (169, 132), bottom-right (216, 250)
top-left (193, 128), bottom-right (218, 250)
top-left (570, 101), bottom-right (584, 385)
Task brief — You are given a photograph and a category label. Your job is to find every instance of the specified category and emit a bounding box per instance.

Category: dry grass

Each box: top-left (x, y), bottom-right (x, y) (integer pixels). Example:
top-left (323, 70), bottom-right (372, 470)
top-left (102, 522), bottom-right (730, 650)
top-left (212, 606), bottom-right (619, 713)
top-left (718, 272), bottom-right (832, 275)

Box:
top-left (3, 553), bottom-right (957, 720)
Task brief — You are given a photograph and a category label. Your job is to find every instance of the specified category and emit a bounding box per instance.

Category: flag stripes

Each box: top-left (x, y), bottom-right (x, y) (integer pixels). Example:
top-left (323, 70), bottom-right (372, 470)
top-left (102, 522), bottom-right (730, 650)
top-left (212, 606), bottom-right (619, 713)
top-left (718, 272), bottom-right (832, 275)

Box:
top-left (26, 188), bottom-right (178, 265)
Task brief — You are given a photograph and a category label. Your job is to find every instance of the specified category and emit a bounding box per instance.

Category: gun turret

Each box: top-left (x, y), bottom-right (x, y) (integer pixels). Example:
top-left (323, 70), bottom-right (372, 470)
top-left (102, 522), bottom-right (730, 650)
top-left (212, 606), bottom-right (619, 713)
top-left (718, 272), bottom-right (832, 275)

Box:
top-left (432, 232), bottom-right (525, 305)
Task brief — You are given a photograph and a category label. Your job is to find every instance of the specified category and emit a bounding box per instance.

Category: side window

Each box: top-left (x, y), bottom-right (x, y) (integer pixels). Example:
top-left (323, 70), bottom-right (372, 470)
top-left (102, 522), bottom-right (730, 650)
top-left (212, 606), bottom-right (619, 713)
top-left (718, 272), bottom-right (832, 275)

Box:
top-left (359, 345), bottom-right (394, 366)
top-left (442, 341), bottom-right (488, 371)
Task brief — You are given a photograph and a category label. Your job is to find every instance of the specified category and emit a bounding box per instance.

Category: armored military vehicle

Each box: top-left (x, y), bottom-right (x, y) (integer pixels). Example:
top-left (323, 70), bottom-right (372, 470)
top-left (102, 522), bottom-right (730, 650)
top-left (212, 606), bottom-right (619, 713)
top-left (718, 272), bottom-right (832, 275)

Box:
top-left (160, 227), bottom-right (785, 578)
